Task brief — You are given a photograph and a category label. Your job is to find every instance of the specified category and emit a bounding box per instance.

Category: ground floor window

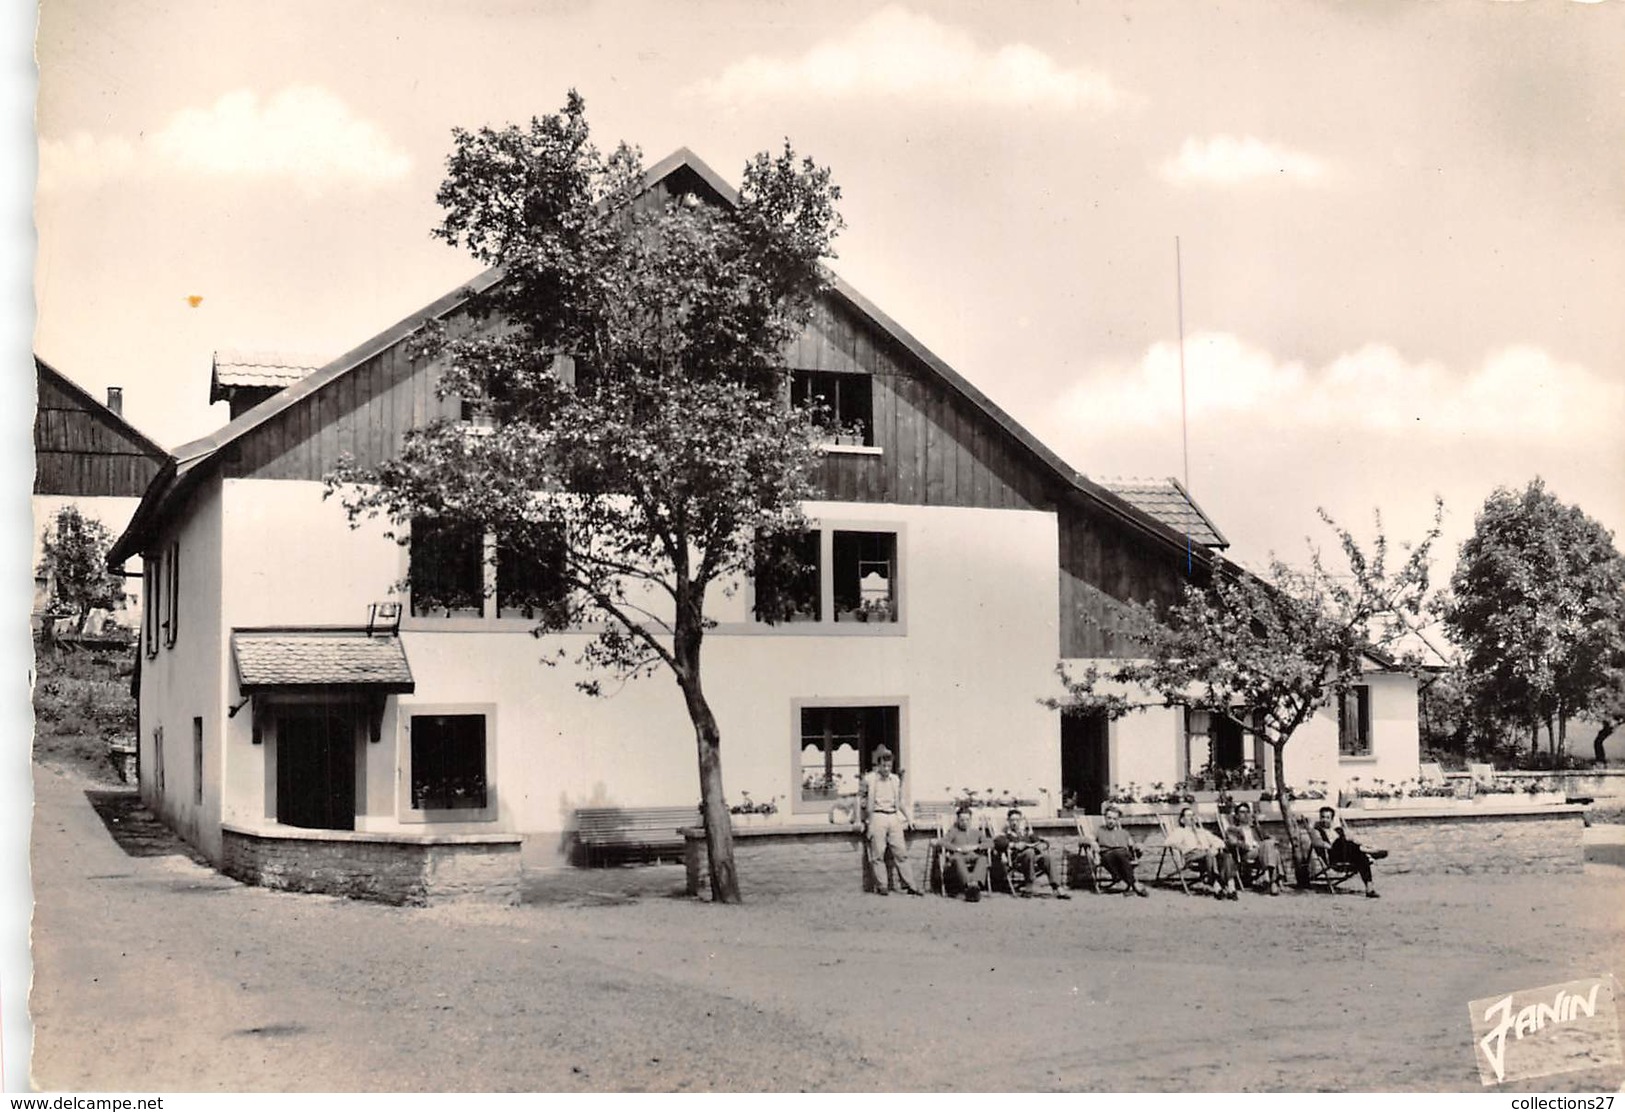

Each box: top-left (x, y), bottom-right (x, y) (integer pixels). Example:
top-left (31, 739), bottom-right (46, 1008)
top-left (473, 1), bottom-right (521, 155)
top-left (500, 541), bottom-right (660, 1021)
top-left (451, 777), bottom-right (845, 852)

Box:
top-left (796, 704), bottom-right (899, 811)
top-left (1184, 707), bottom-right (1266, 790)
top-left (402, 705), bottom-right (497, 822)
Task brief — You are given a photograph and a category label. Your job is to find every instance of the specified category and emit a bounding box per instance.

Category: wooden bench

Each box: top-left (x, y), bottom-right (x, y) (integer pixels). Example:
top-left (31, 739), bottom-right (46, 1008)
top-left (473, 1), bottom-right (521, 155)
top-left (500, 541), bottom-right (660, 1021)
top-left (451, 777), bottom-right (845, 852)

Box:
top-left (572, 805), bottom-right (700, 866)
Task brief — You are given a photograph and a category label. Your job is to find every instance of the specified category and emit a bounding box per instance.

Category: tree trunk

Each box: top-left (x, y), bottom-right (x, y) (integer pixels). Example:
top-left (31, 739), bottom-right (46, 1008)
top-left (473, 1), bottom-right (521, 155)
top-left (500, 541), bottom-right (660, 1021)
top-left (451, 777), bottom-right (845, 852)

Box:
top-left (1270, 741), bottom-right (1307, 888)
top-left (1595, 721), bottom-right (1616, 766)
top-left (1557, 710), bottom-right (1567, 760)
top-left (673, 607), bottom-right (741, 904)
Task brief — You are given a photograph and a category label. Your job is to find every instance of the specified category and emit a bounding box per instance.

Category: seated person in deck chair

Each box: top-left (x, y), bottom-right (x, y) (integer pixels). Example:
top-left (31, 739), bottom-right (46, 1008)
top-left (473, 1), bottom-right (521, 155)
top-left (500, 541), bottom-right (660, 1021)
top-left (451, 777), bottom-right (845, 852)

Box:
top-left (1224, 802), bottom-right (1284, 895)
top-left (1165, 805), bottom-right (1240, 900)
top-left (940, 804), bottom-right (991, 902)
top-left (995, 809), bottom-right (1070, 899)
top-left (1088, 805), bottom-right (1150, 898)
top-left (1311, 806), bottom-right (1387, 899)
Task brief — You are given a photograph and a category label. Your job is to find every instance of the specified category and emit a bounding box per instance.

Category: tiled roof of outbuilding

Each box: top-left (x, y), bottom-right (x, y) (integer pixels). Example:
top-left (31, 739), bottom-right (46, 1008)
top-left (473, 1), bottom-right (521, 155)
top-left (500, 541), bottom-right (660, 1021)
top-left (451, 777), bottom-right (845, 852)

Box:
top-left (232, 631), bottom-right (415, 693)
top-left (210, 350), bottom-right (323, 403)
top-left (1098, 478), bottom-right (1228, 549)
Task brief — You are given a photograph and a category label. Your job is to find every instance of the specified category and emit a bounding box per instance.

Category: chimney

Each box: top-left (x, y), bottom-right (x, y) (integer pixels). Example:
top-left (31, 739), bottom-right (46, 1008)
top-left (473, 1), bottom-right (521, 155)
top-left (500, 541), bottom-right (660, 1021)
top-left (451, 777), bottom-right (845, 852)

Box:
top-left (106, 387), bottom-right (123, 416)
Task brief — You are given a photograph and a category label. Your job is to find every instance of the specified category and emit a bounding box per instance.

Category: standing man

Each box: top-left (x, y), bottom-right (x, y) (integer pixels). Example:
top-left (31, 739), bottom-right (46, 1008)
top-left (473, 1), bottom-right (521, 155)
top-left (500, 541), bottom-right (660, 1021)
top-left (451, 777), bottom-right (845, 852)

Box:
top-left (940, 804), bottom-right (991, 901)
top-left (861, 746), bottom-right (922, 896)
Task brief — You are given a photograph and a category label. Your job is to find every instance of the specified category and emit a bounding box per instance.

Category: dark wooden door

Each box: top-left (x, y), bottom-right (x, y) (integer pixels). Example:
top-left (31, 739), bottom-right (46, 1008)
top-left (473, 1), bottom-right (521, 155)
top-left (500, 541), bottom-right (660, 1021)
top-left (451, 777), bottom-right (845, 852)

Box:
top-left (1061, 712), bottom-right (1110, 814)
top-left (276, 707), bottom-right (356, 830)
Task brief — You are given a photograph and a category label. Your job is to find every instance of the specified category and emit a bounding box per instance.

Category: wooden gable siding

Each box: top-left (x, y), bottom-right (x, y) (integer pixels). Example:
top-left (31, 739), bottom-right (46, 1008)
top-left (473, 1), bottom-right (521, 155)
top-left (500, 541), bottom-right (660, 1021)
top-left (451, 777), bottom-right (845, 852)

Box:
top-left (792, 298), bottom-right (1055, 512)
top-left (225, 284), bottom-right (1060, 517)
top-left (1058, 498), bottom-right (1208, 658)
top-left (221, 315), bottom-right (474, 482)
top-left (34, 371), bottom-right (163, 497)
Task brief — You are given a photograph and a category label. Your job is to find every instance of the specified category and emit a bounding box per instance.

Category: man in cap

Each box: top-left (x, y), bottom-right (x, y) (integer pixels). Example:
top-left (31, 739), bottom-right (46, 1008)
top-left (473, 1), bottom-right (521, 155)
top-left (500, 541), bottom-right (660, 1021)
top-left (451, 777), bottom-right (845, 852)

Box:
top-left (860, 746), bottom-right (922, 895)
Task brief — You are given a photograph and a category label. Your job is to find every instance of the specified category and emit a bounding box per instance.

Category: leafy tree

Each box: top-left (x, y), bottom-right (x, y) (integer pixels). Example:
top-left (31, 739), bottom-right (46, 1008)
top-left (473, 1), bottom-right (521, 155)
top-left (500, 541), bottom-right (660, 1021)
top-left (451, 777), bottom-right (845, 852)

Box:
top-left (1055, 506), bottom-right (1441, 852)
top-left (1441, 479), bottom-right (1625, 761)
top-left (331, 93), bottom-right (843, 902)
top-left (37, 505), bottom-right (125, 632)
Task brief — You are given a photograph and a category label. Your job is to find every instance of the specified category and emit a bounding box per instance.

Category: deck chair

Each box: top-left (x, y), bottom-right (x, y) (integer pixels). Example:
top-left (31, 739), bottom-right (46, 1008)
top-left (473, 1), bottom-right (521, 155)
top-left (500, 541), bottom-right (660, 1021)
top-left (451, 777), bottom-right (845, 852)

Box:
top-left (925, 814), bottom-right (951, 895)
top-left (1297, 814), bottom-right (1365, 894)
top-left (1468, 762), bottom-right (1496, 788)
top-left (988, 815), bottom-right (1026, 895)
top-left (1152, 812), bottom-right (1210, 895)
top-left (1418, 761), bottom-right (1446, 786)
top-left (1073, 814), bottom-right (1127, 894)
top-left (1215, 810), bottom-right (1273, 892)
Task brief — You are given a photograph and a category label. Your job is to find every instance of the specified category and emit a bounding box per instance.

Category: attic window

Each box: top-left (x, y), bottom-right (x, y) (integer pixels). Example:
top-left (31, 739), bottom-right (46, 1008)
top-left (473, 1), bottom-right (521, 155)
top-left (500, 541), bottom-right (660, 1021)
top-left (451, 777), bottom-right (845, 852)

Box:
top-left (792, 370), bottom-right (872, 447)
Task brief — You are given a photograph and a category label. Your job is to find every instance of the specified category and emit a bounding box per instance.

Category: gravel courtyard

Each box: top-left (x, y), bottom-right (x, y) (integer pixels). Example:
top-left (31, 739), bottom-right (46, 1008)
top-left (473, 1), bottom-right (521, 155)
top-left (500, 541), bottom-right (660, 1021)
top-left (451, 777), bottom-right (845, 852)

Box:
top-left (28, 764), bottom-right (1625, 1092)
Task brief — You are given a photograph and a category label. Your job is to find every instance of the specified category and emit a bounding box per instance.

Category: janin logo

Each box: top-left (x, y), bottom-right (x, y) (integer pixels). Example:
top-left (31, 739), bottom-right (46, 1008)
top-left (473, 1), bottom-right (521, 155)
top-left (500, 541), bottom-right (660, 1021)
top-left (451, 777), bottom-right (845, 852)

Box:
top-left (1470, 976), bottom-right (1622, 1086)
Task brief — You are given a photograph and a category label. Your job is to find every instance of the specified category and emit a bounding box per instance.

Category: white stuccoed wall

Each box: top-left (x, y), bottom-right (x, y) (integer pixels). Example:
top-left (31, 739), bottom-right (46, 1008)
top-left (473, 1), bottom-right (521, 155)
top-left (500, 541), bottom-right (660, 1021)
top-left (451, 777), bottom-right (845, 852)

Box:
top-left (217, 480), bottom-right (1063, 840)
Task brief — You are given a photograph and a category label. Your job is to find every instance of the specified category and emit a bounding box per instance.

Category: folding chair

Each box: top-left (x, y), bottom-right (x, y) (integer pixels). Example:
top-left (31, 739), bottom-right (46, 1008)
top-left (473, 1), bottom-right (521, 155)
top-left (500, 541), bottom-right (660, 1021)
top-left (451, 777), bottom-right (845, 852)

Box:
top-left (1418, 761), bottom-right (1446, 787)
top-left (1152, 812), bottom-right (1210, 895)
top-left (1215, 810), bottom-right (1268, 893)
top-left (988, 815), bottom-right (1025, 896)
top-left (1073, 814), bottom-right (1127, 894)
top-left (1296, 814), bottom-right (1364, 894)
top-left (925, 814), bottom-right (951, 895)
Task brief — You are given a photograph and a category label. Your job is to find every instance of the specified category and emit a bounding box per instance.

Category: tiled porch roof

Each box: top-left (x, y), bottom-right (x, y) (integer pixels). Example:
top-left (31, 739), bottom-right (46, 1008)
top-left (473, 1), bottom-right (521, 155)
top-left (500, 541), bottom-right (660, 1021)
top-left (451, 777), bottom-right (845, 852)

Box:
top-left (232, 630), bottom-right (415, 693)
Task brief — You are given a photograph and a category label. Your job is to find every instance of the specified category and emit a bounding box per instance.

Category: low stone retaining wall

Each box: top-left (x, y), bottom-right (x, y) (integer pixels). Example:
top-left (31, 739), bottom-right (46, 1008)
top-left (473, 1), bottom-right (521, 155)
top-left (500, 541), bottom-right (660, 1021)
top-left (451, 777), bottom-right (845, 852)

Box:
top-left (222, 824), bottom-right (523, 907)
top-left (679, 805), bottom-right (1586, 895)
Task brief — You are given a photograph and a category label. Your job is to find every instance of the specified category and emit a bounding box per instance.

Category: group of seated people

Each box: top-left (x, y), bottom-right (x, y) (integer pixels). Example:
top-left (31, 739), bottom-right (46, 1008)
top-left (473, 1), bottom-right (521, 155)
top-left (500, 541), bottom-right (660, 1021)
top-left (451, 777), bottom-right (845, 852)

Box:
top-left (938, 806), bottom-right (1071, 902)
top-left (935, 801), bottom-right (1385, 902)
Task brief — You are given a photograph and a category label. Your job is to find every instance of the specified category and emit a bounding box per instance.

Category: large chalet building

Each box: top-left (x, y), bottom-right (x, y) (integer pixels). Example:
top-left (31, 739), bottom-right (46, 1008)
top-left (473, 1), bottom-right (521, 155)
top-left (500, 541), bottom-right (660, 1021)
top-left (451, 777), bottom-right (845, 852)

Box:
top-left (108, 150), bottom-right (1421, 870)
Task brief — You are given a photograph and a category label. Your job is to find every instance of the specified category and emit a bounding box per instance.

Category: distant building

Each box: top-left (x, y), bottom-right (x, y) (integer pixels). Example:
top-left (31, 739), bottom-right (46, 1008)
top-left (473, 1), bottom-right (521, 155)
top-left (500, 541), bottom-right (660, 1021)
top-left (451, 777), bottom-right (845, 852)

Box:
top-left (33, 356), bottom-right (169, 632)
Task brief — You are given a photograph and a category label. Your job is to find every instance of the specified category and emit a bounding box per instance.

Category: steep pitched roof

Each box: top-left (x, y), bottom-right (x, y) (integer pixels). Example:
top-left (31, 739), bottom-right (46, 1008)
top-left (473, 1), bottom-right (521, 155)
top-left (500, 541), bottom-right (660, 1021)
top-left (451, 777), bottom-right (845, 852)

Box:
top-left (1099, 478), bottom-right (1228, 549)
top-left (35, 356), bottom-right (169, 462)
top-left (109, 148), bottom-right (1223, 569)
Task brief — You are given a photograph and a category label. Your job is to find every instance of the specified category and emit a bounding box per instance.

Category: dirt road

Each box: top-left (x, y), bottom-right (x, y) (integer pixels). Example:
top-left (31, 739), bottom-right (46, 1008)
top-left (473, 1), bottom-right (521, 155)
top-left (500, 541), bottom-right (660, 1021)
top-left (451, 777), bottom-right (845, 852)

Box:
top-left (28, 765), bottom-right (1625, 1092)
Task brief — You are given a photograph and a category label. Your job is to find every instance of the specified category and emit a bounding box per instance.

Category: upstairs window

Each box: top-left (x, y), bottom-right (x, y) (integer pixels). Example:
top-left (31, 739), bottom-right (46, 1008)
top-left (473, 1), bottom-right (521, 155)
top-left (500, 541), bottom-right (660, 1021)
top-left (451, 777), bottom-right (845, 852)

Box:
top-left (162, 541), bottom-right (180, 648)
top-left (1338, 685), bottom-right (1373, 758)
top-left (833, 530), bottom-right (896, 623)
top-left (792, 369), bottom-right (873, 447)
top-left (753, 530), bottom-right (821, 623)
top-left (497, 523), bottom-right (570, 623)
top-left (410, 518), bottom-right (484, 617)
top-left (143, 554), bottom-right (161, 658)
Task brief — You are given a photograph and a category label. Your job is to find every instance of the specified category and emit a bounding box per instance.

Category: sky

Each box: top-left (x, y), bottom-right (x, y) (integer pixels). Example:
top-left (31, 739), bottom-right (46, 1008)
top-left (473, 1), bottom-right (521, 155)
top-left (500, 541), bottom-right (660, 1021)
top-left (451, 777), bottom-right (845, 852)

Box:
top-left (28, 0), bottom-right (1625, 579)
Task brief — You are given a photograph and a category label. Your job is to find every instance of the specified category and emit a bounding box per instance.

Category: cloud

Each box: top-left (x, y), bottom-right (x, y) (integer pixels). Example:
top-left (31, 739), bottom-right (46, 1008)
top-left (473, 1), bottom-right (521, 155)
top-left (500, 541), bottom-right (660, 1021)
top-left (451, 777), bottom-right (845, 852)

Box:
top-left (689, 6), bottom-right (1126, 113)
top-left (1055, 333), bottom-right (1624, 443)
top-left (39, 86), bottom-right (412, 194)
top-left (1160, 135), bottom-right (1327, 186)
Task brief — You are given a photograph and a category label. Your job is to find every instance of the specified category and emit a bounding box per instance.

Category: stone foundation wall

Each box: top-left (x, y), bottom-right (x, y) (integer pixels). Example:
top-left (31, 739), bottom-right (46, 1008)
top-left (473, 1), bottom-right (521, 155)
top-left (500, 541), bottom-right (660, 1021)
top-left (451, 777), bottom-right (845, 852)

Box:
top-left (1308, 809), bottom-right (1585, 875)
top-left (222, 825), bottom-right (523, 906)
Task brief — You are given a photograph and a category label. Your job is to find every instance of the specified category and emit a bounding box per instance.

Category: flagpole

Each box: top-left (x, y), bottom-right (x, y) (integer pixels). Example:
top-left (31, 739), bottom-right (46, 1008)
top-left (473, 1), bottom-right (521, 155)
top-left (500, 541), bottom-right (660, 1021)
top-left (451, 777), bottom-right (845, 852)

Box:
top-left (1176, 236), bottom-right (1189, 491)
